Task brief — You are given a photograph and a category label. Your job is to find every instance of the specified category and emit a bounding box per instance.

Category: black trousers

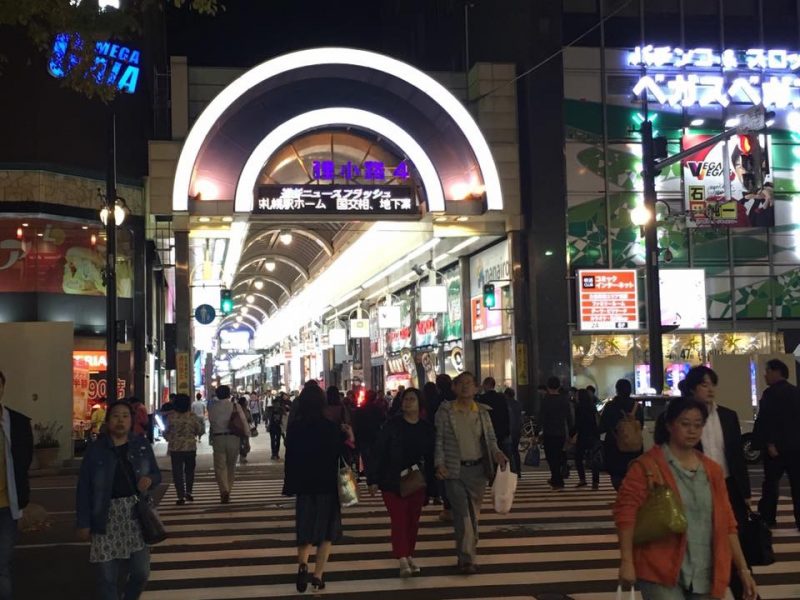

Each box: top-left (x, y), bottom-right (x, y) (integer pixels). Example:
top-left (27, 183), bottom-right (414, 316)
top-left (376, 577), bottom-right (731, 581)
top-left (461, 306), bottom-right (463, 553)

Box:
top-left (543, 435), bottom-right (566, 487)
top-left (726, 476), bottom-right (749, 600)
top-left (575, 440), bottom-right (600, 487)
top-left (758, 453), bottom-right (800, 528)
top-left (170, 451), bottom-right (196, 500)
top-left (269, 429), bottom-right (282, 458)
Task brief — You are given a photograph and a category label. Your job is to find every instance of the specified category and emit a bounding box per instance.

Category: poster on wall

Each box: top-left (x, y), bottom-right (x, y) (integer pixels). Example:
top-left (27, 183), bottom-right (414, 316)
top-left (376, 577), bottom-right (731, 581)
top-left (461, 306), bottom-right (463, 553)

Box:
top-left (682, 134), bottom-right (774, 228)
top-left (469, 241), bottom-right (511, 340)
top-left (442, 270), bottom-right (463, 341)
top-left (385, 295), bottom-right (412, 352)
top-left (0, 220), bottom-right (133, 297)
top-left (577, 269), bottom-right (638, 331)
top-left (659, 269), bottom-right (707, 330)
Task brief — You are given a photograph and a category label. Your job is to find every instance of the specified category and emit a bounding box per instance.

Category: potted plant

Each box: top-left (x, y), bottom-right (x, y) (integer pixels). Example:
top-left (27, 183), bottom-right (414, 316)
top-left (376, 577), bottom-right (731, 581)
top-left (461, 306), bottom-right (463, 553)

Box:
top-left (33, 421), bottom-right (63, 469)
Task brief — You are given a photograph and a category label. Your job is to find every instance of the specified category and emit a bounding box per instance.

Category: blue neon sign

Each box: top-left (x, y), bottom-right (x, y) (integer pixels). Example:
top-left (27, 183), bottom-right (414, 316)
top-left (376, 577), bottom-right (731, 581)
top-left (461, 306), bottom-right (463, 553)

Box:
top-left (48, 33), bottom-right (141, 94)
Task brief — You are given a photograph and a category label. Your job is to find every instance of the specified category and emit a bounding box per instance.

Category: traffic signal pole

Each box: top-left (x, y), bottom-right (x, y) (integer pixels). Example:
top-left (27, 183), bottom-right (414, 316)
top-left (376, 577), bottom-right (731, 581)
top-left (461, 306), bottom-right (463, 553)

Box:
top-left (639, 105), bottom-right (769, 392)
top-left (640, 121), bottom-right (664, 393)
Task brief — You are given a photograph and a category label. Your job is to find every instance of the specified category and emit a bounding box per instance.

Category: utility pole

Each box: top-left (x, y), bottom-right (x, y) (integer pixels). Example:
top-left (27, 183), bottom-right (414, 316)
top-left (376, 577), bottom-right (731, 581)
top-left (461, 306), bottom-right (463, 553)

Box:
top-left (640, 120), bottom-right (664, 393)
top-left (639, 105), bottom-right (771, 393)
top-left (105, 109), bottom-right (117, 403)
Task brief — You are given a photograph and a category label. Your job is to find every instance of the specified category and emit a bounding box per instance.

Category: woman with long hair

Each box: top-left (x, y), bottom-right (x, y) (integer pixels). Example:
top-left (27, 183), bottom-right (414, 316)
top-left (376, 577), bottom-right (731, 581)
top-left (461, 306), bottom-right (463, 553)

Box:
top-left (574, 388), bottom-right (600, 489)
top-left (614, 396), bottom-right (757, 600)
top-left (283, 383), bottom-right (355, 593)
top-left (77, 401), bottom-right (161, 600)
top-left (368, 388), bottom-right (435, 577)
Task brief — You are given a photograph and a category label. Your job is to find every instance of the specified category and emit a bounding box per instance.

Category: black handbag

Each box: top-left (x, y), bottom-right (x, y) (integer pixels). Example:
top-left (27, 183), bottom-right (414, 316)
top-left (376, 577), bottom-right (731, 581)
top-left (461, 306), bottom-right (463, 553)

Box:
top-left (588, 442), bottom-right (604, 471)
top-left (739, 510), bottom-right (775, 566)
top-left (120, 454), bottom-right (168, 545)
top-left (133, 494), bottom-right (168, 545)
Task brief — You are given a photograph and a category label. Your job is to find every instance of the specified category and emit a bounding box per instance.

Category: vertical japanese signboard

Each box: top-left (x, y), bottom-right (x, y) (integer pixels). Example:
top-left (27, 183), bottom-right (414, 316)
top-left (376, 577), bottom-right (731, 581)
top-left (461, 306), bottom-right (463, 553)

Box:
top-left (176, 352), bottom-right (190, 395)
top-left (577, 269), bottom-right (639, 330)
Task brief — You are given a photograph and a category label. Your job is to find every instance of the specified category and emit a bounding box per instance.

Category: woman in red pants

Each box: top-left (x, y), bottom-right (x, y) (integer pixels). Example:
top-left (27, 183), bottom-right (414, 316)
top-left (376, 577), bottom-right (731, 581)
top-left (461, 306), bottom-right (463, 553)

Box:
top-left (368, 388), bottom-right (435, 577)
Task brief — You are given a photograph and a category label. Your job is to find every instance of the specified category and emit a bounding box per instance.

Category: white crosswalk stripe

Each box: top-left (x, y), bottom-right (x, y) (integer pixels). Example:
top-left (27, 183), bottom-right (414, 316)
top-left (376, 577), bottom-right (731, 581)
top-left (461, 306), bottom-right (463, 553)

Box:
top-left (141, 466), bottom-right (800, 600)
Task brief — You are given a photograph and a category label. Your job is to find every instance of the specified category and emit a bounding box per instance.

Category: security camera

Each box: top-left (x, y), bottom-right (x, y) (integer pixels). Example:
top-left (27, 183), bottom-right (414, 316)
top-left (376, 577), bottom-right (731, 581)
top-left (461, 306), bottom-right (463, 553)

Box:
top-left (663, 248), bottom-right (674, 263)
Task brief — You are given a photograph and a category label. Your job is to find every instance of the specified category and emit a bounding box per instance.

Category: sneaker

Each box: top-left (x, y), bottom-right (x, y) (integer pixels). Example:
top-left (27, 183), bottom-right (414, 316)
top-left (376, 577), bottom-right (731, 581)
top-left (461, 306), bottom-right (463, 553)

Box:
top-left (175, 498), bottom-right (185, 506)
top-left (407, 557), bottom-right (421, 575)
top-left (399, 557), bottom-right (412, 578)
top-left (438, 509), bottom-right (452, 522)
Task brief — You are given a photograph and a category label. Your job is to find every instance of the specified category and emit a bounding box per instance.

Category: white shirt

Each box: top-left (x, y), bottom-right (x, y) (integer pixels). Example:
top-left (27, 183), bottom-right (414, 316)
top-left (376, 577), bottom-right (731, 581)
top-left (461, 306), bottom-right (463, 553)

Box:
top-left (191, 400), bottom-right (206, 418)
top-left (701, 403), bottom-right (729, 478)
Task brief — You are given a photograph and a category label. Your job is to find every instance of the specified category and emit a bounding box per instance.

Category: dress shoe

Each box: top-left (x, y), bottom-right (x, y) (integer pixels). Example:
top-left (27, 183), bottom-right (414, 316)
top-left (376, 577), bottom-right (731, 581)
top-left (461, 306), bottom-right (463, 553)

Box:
top-left (185, 494), bottom-right (194, 501)
top-left (311, 575), bottom-right (325, 590)
top-left (296, 563), bottom-right (308, 593)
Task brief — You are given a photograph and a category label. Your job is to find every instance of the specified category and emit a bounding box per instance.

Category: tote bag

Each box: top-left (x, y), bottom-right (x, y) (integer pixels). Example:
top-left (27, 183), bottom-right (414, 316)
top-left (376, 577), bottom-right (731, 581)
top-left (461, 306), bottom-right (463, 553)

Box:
top-left (491, 466), bottom-right (518, 514)
top-left (337, 457), bottom-right (359, 508)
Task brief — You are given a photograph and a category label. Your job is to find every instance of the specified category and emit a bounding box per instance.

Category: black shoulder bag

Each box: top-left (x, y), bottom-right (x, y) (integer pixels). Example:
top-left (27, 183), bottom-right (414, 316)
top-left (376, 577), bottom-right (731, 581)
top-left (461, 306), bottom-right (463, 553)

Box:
top-left (120, 450), bottom-right (168, 545)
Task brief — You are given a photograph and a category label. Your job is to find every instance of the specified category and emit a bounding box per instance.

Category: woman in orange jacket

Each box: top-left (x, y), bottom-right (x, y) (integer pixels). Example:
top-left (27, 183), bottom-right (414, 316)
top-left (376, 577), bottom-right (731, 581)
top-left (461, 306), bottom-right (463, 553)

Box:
top-left (614, 396), bottom-right (757, 600)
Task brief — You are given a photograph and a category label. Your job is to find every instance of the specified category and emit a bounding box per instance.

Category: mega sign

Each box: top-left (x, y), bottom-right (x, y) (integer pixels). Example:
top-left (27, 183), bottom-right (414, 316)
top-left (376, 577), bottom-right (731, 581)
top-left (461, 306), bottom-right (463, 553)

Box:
top-left (312, 160), bottom-right (410, 181)
top-left (48, 33), bottom-right (141, 94)
top-left (628, 46), bottom-right (800, 108)
top-left (253, 185), bottom-right (417, 217)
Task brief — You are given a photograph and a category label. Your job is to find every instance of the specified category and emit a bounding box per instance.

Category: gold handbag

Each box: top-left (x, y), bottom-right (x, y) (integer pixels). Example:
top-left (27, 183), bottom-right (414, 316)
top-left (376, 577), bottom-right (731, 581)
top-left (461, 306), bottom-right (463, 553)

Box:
top-left (633, 456), bottom-right (687, 545)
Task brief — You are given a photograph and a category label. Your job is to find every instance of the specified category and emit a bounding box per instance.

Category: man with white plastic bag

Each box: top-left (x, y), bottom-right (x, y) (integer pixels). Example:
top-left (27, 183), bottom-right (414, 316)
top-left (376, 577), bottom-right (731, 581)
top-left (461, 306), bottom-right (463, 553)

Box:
top-left (491, 464), bottom-right (518, 514)
top-left (435, 372), bottom-right (508, 574)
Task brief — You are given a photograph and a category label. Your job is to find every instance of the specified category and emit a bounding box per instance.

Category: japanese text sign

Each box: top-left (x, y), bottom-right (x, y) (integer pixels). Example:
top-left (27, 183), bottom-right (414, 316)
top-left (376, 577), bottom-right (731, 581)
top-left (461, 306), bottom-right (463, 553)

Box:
top-left (578, 269), bottom-right (639, 331)
top-left (253, 185), bottom-right (418, 218)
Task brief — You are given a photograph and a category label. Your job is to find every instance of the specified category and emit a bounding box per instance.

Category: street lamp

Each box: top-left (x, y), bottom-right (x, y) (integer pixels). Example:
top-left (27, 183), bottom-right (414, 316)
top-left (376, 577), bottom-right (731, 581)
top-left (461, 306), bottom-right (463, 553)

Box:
top-left (99, 198), bottom-right (128, 227)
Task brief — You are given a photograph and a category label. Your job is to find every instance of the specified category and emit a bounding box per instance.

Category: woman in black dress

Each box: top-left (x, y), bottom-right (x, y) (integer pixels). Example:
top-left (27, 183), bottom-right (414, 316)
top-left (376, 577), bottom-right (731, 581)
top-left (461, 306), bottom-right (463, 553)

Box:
top-left (283, 383), bottom-right (354, 593)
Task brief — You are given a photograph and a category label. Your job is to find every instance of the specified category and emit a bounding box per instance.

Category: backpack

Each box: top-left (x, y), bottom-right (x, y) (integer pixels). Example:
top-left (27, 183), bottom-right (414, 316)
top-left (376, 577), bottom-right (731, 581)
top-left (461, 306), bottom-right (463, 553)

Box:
top-left (615, 402), bottom-right (643, 453)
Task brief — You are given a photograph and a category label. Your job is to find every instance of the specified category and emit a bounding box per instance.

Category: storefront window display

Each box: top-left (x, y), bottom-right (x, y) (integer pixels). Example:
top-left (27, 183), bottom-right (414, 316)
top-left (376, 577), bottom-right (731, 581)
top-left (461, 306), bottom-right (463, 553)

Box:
top-left (572, 331), bottom-right (781, 398)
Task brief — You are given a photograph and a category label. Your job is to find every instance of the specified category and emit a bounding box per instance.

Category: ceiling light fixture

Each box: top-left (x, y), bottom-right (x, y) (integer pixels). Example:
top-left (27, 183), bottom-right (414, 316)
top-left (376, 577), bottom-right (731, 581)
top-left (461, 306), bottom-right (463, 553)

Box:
top-left (253, 278), bottom-right (265, 290)
top-left (265, 260), bottom-right (276, 272)
top-left (245, 294), bottom-right (256, 304)
top-left (456, 216), bottom-right (469, 222)
top-left (235, 315), bottom-right (244, 323)
top-left (198, 216), bottom-right (211, 223)
top-left (434, 216), bottom-right (448, 222)
top-left (279, 230), bottom-right (293, 245)
top-left (448, 236), bottom-right (481, 254)
top-left (222, 216), bottom-right (233, 223)
top-left (240, 306), bottom-right (249, 315)
top-left (689, 118), bottom-right (705, 127)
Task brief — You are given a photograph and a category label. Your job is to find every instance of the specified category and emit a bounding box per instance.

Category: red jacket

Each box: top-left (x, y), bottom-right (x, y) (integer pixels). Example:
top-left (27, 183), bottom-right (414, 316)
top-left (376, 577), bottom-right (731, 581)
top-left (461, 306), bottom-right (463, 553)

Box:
top-left (613, 445), bottom-right (738, 599)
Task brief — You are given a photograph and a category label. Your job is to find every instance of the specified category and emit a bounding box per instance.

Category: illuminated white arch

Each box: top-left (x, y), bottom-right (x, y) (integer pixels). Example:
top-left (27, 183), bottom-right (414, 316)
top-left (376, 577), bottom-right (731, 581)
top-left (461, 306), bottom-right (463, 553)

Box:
top-left (235, 108), bottom-right (443, 212)
top-left (173, 47), bottom-right (502, 212)
top-left (243, 227), bottom-right (333, 256)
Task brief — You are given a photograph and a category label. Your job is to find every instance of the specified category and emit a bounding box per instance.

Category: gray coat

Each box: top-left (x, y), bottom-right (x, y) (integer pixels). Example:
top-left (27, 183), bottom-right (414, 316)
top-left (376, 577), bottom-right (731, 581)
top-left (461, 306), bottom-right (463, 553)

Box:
top-left (434, 400), bottom-right (501, 481)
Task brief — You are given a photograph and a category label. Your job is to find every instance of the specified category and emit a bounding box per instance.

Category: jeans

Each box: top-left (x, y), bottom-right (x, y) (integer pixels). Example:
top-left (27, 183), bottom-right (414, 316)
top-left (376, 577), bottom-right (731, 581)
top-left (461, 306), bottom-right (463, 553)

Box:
top-left (382, 488), bottom-right (427, 558)
top-left (97, 547), bottom-right (150, 600)
top-left (212, 434), bottom-right (240, 496)
top-left (637, 580), bottom-right (711, 600)
top-left (170, 451), bottom-right (196, 500)
top-left (0, 508), bottom-right (17, 600)
top-left (542, 435), bottom-right (566, 487)
top-left (269, 429), bottom-right (282, 458)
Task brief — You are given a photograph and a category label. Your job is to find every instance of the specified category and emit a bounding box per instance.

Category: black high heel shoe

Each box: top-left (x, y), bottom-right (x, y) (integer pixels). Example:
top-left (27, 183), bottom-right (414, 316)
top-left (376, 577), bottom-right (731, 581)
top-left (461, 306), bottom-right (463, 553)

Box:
top-left (310, 575), bottom-right (325, 591)
top-left (296, 564), bottom-right (308, 593)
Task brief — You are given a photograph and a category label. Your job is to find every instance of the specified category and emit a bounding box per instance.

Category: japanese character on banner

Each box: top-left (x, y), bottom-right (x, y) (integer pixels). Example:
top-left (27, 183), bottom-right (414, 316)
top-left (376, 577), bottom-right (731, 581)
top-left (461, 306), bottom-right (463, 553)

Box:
top-left (312, 160), bottom-right (335, 180)
top-left (363, 161), bottom-right (386, 180)
top-left (339, 161), bottom-right (361, 180)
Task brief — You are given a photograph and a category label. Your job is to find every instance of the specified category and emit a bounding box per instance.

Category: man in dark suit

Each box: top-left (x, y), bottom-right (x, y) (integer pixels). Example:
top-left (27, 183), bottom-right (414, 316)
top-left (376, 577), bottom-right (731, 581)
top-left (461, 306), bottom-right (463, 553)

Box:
top-left (683, 366), bottom-right (751, 600)
top-left (753, 359), bottom-right (800, 531)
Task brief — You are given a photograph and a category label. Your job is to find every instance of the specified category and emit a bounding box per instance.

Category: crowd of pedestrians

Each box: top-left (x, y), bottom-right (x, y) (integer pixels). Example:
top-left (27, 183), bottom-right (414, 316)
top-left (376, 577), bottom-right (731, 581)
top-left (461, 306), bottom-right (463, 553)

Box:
top-left (6, 352), bottom-right (800, 600)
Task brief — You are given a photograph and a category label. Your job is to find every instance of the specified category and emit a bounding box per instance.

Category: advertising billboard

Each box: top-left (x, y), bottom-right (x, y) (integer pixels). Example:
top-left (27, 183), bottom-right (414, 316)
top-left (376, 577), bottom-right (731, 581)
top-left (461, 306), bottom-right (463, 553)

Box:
top-left (659, 269), bottom-right (707, 330)
top-left (577, 269), bottom-right (639, 331)
top-left (469, 241), bottom-right (512, 340)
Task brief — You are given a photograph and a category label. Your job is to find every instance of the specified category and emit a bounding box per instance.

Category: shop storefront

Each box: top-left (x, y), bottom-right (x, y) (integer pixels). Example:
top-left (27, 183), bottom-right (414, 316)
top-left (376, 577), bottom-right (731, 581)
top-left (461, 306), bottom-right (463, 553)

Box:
top-left (469, 240), bottom-right (514, 388)
top-left (563, 43), bottom-right (800, 393)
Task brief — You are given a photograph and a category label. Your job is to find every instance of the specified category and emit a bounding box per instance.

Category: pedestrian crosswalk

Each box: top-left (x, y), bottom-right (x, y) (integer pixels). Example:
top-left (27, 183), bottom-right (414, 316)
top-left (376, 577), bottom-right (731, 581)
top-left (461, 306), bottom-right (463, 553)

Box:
top-left (143, 465), bottom-right (800, 600)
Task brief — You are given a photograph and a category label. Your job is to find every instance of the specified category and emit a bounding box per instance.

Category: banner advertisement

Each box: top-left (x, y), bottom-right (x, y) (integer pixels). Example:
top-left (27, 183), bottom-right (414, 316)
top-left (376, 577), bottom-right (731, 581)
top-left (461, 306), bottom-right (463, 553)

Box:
top-left (385, 295), bottom-right (412, 352)
top-left (469, 242), bottom-right (512, 340)
top-left (577, 269), bottom-right (639, 331)
top-left (682, 134), bottom-right (774, 228)
top-left (176, 352), bottom-right (190, 395)
top-left (443, 269), bottom-right (463, 341)
top-left (659, 269), bottom-right (708, 330)
top-left (0, 219), bottom-right (133, 297)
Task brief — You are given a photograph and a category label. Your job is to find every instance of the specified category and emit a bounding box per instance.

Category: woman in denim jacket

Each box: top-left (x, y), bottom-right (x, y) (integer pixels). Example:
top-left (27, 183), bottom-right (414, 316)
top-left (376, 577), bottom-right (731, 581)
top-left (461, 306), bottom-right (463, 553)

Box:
top-left (76, 401), bottom-right (161, 600)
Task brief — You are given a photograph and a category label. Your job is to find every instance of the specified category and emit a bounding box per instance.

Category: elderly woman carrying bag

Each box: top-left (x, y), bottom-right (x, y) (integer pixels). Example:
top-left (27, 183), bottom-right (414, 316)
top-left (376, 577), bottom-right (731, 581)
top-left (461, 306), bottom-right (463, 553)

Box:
top-left (368, 387), bottom-right (435, 577)
top-left (614, 396), bottom-right (756, 600)
top-left (77, 401), bottom-right (161, 600)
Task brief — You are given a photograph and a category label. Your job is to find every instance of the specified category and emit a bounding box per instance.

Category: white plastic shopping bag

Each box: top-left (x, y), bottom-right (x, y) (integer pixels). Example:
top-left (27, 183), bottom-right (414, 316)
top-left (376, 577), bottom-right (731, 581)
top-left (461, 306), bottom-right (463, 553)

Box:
top-left (491, 465), bottom-right (518, 514)
top-left (615, 584), bottom-right (636, 600)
